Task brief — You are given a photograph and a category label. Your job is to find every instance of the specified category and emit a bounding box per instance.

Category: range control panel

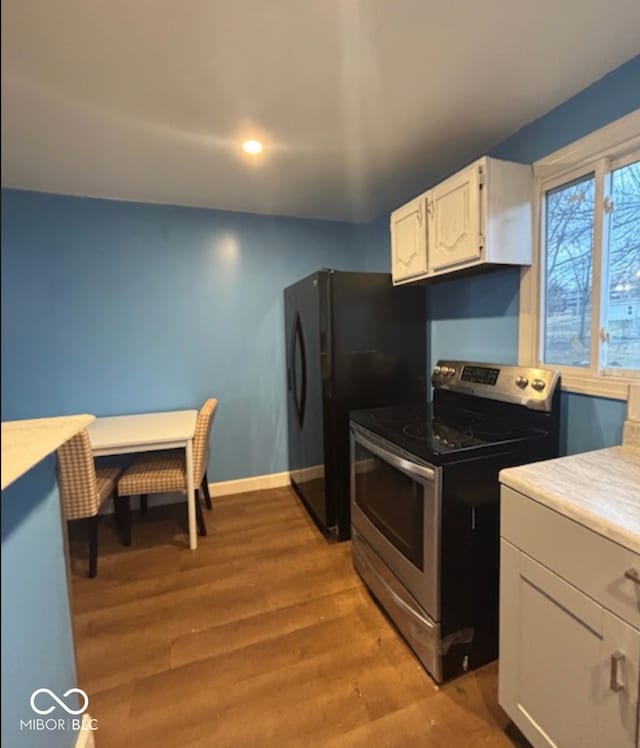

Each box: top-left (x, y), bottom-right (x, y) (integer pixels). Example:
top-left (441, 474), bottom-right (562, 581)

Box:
top-left (460, 365), bottom-right (499, 386)
top-left (432, 361), bottom-right (560, 411)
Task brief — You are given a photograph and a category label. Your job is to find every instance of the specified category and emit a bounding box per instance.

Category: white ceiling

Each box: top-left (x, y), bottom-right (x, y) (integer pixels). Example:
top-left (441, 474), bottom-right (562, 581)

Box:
top-left (2, 1), bottom-right (640, 222)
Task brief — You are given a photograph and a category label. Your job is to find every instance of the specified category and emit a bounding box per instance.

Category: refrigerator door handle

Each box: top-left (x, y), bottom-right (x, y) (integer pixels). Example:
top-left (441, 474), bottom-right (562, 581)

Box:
top-left (291, 314), bottom-right (307, 428)
top-left (298, 316), bottom-right (307, 427)
top-left (290, 318), bottom-right (299, 414)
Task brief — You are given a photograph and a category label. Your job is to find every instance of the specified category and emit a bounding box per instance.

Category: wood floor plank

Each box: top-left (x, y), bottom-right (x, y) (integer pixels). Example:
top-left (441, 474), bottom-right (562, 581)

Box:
top-left (74, 540), bottom-right (353, 628)
top-left (169, 586), bottom-right (372, 668)
top-left (71, 486), bottom-right (518, 748)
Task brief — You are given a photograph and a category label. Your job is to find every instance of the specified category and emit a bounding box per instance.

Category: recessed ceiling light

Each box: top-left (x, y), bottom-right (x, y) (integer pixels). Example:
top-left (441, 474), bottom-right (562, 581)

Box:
top-left (242, 140), bottom-right (263, 155)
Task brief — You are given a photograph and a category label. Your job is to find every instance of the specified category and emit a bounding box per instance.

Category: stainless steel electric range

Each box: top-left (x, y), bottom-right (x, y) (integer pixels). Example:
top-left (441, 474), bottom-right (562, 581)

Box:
top-left (349, 360), bottom-right (561, 683)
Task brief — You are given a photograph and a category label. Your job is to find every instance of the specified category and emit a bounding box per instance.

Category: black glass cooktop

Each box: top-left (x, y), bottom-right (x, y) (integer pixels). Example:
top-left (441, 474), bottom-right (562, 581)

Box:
top-left (351, 404), bottom-right (532, 463)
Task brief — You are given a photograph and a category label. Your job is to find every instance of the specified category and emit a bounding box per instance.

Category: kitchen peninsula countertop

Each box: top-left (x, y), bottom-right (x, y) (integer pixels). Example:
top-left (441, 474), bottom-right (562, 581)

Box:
top-left (1, 414), bottom-right (95, 490)
top-left (500, 445), bottom-right (640, 554)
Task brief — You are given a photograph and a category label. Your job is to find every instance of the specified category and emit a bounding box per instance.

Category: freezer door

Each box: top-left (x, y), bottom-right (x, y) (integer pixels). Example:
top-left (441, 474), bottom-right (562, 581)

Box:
top-left (326, 271), bottom-right (427, 538)
top-left (284, 272), bottom-right (334, 532)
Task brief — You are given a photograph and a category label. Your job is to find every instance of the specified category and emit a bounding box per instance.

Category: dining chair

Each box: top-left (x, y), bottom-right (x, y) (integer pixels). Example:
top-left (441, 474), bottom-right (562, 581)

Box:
top-left (117, 398), bottom-right (219, 539)
top-left (57, 429), bottom-right (129, 578)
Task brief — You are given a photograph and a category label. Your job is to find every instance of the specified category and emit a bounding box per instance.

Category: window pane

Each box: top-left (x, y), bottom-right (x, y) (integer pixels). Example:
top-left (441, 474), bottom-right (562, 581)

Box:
top-left (543, 174), bottom-right (595, 367)
top-left (603, 160), bottom-right (640, 371)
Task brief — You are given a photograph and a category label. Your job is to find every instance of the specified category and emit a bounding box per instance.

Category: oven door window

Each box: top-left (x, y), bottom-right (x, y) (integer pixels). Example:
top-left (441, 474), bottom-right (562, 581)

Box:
top-left (353, 441), bottom-right (424, 570)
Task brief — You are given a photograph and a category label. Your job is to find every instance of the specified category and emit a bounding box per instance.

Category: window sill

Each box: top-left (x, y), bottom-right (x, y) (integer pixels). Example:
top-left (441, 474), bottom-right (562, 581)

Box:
top-left (559, 372), bottom-right (637, 401)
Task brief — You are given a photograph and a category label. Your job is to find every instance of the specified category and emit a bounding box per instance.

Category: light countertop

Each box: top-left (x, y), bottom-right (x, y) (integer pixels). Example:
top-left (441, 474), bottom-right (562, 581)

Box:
top-left (1, 414), bottom-right (95, 490)
top-left (500, 445), bottom-right (640, 554)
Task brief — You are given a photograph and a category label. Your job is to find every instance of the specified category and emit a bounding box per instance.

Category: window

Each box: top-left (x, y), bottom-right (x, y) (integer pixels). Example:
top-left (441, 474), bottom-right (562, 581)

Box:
top-left (543, 172), bottom-right (596, 368)
top-left (519, 110), bottom-right (640, 400)
top-left (604, 159), bottom-right (640, 371)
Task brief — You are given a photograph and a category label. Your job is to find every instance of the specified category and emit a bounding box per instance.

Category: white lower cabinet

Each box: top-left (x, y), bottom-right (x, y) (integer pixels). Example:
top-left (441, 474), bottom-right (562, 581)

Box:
top-left (500, 486), bottom-right (640, 748)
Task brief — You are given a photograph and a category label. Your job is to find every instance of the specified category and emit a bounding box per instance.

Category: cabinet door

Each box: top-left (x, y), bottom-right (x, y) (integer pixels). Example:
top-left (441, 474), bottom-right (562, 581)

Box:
top-left (500, 540), bottom-right (640, 748)
top-left (601, 611), bottom-right (640, 748)
top-left (390, 195), bottom-right (427, 283)
top-left (427, 163), bottom-right (481, 272)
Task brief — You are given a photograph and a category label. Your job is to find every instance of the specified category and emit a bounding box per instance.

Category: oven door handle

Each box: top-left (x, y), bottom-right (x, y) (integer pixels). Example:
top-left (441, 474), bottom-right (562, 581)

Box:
top-left (351, 426), bottom-right (435, 482)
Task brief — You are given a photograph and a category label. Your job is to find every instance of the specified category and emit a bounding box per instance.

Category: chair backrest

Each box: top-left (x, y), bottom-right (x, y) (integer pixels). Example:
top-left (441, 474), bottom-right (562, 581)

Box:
top-left (193, 398), bottom-right (219, 484)
top-left (57, 429), bottom-right (99, 521)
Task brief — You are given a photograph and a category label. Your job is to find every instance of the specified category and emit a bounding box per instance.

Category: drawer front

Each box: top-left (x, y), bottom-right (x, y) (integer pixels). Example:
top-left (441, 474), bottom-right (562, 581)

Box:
top-left (352, 528), bottom-right (443, 683)
top-left (501, 485), bottom-right (640, 629)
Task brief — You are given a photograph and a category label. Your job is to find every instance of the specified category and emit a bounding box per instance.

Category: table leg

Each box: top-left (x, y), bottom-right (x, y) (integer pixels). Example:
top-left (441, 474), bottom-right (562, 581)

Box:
top-left (185, 438), bottom-right (197, 550)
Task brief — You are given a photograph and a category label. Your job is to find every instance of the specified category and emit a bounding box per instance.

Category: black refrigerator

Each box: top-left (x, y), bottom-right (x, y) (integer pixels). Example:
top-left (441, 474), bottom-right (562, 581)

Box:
top-left (284, 269), bottom-right (427, 541)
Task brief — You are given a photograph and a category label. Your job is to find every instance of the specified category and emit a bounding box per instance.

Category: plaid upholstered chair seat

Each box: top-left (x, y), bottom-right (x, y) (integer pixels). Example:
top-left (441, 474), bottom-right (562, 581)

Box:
top-left (117, 398), bottom-right (219, 541)
top-left (117, 451), bottom-right (188, 495)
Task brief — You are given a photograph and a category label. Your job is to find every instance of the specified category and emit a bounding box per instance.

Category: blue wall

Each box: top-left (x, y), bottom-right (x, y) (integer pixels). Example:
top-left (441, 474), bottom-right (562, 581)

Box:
top-left (490, 56), bottom-right (640, 164)
top-left (428, 270), bottom-right (521, 370)
top-left (364, 56), bottom-right (640, 455)
top-left (354, 214), bottom-right (390, 272)
top-left (560, 392), bottom-right (628, 456)
top-left (1, 193), bottom-right (362, 481)
top-left (1, 456), bottom-right (79, 748)
top-left (2, 57), bottom-right (639, 473)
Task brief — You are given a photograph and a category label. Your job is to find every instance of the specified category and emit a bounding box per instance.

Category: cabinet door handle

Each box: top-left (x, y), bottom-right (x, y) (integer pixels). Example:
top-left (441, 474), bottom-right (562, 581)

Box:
top-left (610, 651), bottom-right (625, 693)
top-left (624, 568), bottom-right (640, 585)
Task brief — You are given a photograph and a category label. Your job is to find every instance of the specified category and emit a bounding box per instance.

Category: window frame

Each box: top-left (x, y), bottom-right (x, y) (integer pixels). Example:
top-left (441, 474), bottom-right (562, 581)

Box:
top-left (519, 109), bottom-right (640, 401)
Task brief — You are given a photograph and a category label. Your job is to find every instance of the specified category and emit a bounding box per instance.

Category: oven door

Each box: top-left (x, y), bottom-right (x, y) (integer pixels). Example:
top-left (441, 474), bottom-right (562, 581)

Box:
top-left (350, 423), bottom-right (441, 621)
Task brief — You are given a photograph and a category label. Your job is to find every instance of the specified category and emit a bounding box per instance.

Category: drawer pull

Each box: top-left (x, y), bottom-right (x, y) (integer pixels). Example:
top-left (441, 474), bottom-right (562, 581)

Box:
top-left (610, 651), bottom-right (625, 693)
top-left (624, 568), bottom-right (640, 585)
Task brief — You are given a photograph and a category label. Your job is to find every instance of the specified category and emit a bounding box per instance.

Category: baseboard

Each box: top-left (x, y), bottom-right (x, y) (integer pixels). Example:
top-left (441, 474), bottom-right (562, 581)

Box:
top-left (102, 470), bottom-right (297, 513)
top-left (209, 470), bottom-right (291, 497)
top-left (210, 464), bottom-right (328, 497)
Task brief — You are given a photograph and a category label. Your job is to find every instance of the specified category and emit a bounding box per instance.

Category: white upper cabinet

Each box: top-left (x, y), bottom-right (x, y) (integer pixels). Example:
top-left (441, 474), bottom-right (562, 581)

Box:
top-left (390, 156), bottom-right (532, 285)
top-left (428, 162), bottom-right (481, 273)
top-left (390, 194), bottom-right (428, 283)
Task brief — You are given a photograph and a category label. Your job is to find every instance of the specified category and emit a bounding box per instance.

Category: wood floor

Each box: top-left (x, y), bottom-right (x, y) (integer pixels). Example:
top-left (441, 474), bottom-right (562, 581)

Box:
top-left (70, 486), bottom-right (524, 747)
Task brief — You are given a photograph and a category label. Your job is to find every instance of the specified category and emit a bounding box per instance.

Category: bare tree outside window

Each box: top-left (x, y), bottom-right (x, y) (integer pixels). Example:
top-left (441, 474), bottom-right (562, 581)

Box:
top-left (604, 160), bottom-right (640, 370)
top-left (542, 161), bottom-right (640, 372)
top-left (543, 174), bottom-right (595, 367)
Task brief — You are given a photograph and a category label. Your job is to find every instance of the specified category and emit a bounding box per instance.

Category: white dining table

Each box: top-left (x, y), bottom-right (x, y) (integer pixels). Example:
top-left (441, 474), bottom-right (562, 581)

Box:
top-left (88, 409), bottom-right (200, 549)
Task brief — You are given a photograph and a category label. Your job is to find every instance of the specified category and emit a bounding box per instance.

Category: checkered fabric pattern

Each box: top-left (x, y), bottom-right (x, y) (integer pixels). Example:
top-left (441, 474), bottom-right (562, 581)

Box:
top-left (57, 430), bottom-right (121, 520)
top-left (117, 450), bottom-right (187, 494)
top-left (117, 398), bottom-right (219, 497)
top-left (193, 398), bottom-right (218, 484)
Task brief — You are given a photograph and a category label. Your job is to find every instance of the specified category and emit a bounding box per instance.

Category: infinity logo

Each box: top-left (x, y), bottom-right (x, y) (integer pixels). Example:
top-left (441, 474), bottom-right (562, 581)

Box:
top-left (30, 688), bottom-right (89, 716)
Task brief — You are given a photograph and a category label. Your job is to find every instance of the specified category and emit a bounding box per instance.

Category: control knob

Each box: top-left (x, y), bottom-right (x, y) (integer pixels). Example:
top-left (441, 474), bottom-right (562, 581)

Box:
top-left (531, 378), bottom-right (546, 392)
top-left (434, 366), bottom-right (442, 375)
top-left (515, 376), bottom-right (529, 389)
